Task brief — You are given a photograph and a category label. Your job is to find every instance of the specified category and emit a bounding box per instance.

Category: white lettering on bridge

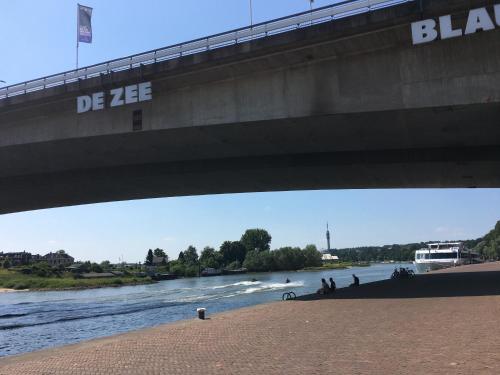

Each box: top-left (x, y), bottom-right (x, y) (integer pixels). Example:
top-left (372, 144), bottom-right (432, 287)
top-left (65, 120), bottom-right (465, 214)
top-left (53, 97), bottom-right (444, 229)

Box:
top-left (411, 4), bottom-right (500, 45)
top-left (77, 82), bottom-right (152, 114)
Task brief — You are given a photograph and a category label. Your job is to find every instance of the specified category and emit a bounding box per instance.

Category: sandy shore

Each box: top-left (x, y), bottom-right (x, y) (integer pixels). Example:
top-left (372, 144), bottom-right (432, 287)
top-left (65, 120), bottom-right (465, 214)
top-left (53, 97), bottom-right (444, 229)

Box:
top-left (0, 288), bottom-right (17, 293)
top-left (1, 262), bottom-right (500, 374)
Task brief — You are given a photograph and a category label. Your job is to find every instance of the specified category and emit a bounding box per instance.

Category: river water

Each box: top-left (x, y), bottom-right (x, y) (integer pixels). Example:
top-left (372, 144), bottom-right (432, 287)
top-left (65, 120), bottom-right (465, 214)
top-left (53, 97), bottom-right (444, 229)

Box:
top-left (0, 263), bottom-right (413, 357)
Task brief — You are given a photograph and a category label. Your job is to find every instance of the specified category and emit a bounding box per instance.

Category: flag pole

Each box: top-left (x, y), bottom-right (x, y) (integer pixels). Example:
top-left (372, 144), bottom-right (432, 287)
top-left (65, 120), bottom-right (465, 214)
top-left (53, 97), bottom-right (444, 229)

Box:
top-left (76, 3), bottom-right (79, 69)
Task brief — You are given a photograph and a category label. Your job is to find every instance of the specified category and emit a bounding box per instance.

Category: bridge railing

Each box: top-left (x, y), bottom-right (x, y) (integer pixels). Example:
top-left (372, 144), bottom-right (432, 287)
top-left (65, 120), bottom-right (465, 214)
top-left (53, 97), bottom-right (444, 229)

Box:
top-left (0, 0), bottom-right (413, 100)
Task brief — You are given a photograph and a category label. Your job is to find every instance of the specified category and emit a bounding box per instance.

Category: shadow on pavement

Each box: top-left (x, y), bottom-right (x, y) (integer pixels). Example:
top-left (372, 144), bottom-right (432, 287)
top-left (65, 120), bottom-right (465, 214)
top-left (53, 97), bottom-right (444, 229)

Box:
top-left (296, 270), bottom-right (500, 301)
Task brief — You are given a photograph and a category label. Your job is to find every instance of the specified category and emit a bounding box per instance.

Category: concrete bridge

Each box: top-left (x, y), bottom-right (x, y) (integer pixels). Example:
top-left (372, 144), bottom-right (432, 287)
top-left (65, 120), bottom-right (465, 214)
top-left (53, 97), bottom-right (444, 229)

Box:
top-left (0, 0), bottom-right (499, 214)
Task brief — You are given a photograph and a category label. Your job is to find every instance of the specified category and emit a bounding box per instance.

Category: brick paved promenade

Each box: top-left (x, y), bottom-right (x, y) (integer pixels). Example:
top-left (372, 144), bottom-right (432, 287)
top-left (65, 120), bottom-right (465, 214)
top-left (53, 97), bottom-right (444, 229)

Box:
top-left (1, 262), bottom-right (500, 374)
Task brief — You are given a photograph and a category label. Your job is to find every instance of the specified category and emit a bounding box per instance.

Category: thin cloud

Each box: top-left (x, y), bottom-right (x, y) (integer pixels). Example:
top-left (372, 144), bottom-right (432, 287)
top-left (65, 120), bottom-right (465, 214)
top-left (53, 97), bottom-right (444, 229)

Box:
top-left (434, 226), bottom-right (465, 238)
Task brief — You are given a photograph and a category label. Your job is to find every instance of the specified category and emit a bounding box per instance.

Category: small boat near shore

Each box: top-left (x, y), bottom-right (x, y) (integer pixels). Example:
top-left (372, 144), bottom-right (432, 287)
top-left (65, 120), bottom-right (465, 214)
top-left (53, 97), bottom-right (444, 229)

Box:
top-left (201, 268), bottom-right (222, 277)
top-left (413, 242), bottom-right (481, 273)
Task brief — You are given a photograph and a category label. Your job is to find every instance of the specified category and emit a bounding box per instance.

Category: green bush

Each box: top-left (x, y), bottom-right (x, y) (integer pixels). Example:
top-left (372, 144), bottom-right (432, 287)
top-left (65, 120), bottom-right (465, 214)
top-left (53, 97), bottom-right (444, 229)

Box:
top-left (13, 283), bottom-right (29, 290)
top-left (225, 260), bottom-right (241, 270)
top-left (184, 265), bottom-right (199, 277)
top-left (169, 261), bottom-right (186, 276)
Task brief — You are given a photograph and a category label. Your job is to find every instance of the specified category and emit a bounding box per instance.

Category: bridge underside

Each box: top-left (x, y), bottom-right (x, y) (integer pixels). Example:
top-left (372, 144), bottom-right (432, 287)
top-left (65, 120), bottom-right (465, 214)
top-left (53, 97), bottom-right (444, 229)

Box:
top-left (1, 102), bottom-right (499, 214)
top-left (2, 0), bottom-right (500, 214)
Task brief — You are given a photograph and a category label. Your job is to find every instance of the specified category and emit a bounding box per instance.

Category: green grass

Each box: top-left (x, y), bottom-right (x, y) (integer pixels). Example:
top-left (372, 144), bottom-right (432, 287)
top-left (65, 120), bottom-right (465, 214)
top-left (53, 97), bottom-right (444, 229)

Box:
top-left (0, 269), bottom-right (154, 291)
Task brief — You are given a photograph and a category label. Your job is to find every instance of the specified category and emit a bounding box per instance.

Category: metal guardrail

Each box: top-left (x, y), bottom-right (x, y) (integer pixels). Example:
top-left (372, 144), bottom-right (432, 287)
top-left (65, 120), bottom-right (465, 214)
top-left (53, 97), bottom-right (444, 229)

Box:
top-left (0, 0), bottom-right (413, 100)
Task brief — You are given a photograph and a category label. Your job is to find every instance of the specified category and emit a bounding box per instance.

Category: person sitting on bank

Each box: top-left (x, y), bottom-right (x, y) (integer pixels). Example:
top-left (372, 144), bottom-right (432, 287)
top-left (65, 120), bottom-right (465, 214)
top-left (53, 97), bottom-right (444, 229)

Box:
top-left (329, 277), bottom-right (336, 292)
top-left (317, 278), bottom-right (330, 294)
top-left (349, 274), bottom-right (360, 287)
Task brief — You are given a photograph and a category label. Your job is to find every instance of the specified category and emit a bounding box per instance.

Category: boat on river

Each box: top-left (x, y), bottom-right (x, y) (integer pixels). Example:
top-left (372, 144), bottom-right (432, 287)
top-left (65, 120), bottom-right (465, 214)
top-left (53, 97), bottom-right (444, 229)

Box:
top-left (413, 242), bottom-right (481, 273)
top-left (201, 268), bottom-right (222, 277)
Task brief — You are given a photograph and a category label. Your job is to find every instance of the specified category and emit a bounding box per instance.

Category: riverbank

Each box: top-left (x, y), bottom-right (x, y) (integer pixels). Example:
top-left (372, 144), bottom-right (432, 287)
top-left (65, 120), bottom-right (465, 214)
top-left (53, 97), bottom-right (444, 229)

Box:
top-left (0, 262), bottom-right (371, 292)
top-left (301, 261), bottom-right (371, 271)
top-left (2, 262), bottom-right (499, 374)
top-left (0, 269), bottom-right (155, 291)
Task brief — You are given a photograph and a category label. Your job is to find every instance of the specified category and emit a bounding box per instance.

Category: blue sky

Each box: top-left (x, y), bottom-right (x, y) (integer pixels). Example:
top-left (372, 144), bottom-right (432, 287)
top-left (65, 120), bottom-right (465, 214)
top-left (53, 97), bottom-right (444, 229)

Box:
top-left (1, 1), bottom-right (499, 262)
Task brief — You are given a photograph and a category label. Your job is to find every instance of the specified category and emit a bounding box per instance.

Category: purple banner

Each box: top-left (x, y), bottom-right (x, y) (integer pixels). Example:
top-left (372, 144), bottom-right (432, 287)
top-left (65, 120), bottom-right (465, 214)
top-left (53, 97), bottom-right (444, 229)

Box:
top-left (78, 4), bottom-right (93, 43)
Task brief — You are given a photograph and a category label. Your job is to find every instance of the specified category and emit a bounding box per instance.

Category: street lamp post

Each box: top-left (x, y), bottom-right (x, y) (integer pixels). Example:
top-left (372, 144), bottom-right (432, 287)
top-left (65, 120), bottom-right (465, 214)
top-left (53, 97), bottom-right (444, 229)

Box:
top-left (309, 0), bottom-right (314, 25)
top-left (249, 0), bottom-right (253, 27)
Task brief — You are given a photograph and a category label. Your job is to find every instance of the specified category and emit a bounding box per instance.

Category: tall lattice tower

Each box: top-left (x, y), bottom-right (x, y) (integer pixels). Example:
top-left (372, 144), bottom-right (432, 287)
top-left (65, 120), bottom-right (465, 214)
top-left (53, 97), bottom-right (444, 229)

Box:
top-left (326, 222), bottom-right (331, 252)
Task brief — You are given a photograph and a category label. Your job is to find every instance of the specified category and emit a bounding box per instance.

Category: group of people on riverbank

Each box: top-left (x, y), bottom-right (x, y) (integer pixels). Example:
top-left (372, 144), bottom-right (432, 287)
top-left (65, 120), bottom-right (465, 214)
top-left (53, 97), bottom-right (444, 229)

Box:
top-left (317, 277), bottom-right (336, 295)
top-left (317, 274), bottom-right (359, 295)
top-left (391, 267), bottom-right (415, 280)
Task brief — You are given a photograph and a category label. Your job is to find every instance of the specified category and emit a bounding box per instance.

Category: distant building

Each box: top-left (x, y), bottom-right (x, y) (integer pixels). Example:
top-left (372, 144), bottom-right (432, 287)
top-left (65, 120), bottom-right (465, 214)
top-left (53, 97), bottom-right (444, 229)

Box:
top-left (43, 252), bottom-right (74, 267)
top-left (322, 254), bottom-right (339, 263)
top-left (1, 251), bottom-right (75, 267)
top-left (152, 256), bottom-right (166, 266)
top-left (0, 251), bottom-right (32, 266)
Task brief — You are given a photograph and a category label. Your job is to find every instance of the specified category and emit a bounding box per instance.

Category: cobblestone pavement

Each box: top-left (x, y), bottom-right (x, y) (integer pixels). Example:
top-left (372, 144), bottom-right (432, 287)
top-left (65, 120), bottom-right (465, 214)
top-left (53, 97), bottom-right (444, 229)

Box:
top-left (1, 263), bottom-right (500, 374)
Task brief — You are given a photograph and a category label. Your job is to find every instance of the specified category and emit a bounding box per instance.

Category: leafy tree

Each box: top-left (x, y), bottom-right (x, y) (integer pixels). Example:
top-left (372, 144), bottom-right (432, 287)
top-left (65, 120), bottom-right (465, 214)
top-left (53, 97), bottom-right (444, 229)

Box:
top-left (243, 250), bottom-right (275, 272)
top-left (303, 244), bottom-right (322, 267)
top-left (184, 265), bottom-right (199, 277)
top-left (241, 229), bottom-right (272, 253)
top-left (3, 259), bottom-right (11, 269)
top-left (56, 249), bottom-right (66, 255)
top-left (273, 247), bottom-right (305, 271)
top-left (168, 259), bottom-right (199, 277)
top-left (79, 261), bottom-right (92, 273)
top-left (225, 260), bottom-right (242, 270)
top-left (178, 251), bottom-right (185, 263)
top-left (100, 260), bottom-right (111, 269)
top-left (145, 249), bottom-right (154, 265)
top-left (182, 246), bottom-right (199, 265)
top-left (473, 221), bottom-right (500, 259)
top-left (200, 246), bottom-right (215, 262)
top-left (169, 260), bottom-right (185, 276)
top-left (220, 241), bottom-right (246, 265)
top-left (200, 247), bottom-right (221, 269)
top-left (30, 262), bottom-right (56, 277)
top-left (90, 263), bottom-right (103, 273)
top-left (153, 248), bottom-right (166, 258)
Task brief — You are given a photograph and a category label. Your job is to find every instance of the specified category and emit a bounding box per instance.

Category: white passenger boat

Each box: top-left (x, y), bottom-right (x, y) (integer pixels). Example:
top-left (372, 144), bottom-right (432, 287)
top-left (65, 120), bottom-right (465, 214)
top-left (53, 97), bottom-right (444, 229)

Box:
top-left (413, 242), bottom-right (481, 273)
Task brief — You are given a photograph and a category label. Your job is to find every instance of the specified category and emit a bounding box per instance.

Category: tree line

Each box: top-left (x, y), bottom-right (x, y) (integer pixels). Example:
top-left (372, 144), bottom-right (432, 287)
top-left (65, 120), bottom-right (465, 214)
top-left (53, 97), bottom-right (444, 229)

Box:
top-left (334, 220), bottom-right (500, 262)
top-left (144, 229), bottom-right (323, 277)
top-left (334, 244), bottom-right (422, 263)
top-left (468, 220), bottom-right (500, 260)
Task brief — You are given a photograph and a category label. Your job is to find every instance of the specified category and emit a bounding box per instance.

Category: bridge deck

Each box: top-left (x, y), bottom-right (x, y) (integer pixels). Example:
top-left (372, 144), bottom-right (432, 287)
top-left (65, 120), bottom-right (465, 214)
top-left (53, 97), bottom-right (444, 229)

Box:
top-left (1, 262), bottom-right (500, 374)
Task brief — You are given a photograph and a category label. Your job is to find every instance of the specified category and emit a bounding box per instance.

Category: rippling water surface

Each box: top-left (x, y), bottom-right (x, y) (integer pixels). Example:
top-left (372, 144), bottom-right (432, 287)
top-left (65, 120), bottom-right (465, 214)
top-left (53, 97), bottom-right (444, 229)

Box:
top-left (0, 263), bottom-right (412, 357)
